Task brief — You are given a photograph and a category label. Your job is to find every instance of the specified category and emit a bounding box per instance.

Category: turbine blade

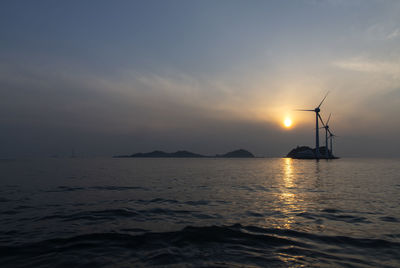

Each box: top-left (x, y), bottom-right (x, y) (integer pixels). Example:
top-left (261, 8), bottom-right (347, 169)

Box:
top-left (318, 114), bottom-right (326, 127)
top-left (317, 91), bottom-right (330, 108)
top-left (330, 132), bottom-right (339, 137)
top-left (294, 109), bottom-right (314, 111)
top-left (326, 113), bottom-right (331, 125)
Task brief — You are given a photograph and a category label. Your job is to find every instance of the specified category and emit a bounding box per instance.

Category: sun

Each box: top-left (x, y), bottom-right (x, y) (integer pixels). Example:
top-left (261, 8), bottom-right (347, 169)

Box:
top-left (284, 118), bottom-right (292, 128)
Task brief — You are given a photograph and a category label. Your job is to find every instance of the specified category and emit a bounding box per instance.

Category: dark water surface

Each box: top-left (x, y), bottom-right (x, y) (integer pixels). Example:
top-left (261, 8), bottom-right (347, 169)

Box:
top-left (1, 158), bottom-right (399, 267)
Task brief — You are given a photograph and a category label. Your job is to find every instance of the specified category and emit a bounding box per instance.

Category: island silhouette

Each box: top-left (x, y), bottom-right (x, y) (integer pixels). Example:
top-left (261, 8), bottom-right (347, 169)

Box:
top-left (113, 149), bottom-right (255, 158)
top-left (286, 146), bottom-right (338, 159)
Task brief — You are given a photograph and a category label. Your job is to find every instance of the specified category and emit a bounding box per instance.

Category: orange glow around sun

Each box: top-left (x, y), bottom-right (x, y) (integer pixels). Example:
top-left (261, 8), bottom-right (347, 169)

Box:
top-left (283, 118), bottom-right (292, 128)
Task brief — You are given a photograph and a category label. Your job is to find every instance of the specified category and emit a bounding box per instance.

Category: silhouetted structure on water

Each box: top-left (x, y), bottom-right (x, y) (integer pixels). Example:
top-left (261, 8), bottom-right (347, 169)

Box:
top-left (286, 146), bottom-right (338, 159)
top-left (291, 92), bottom-right (338, 159)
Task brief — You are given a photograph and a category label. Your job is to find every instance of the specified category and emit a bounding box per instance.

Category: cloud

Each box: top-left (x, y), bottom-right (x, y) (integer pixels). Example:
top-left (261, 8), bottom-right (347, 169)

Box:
top-left (2, 53), bottom-right (400, 157)
top-left (332, 57), bottom-right (400, 78)
top-left (387, 28), bottom-right (400, 39)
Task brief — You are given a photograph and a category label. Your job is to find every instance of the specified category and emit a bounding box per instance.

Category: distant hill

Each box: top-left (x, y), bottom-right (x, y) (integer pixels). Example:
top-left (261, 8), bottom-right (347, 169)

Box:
top-left (113, 149), bottom-right (255, 158)
top-left (115, 150), bottom-right (205, 158)
top-left (218, 149), bottom-right (255, 158)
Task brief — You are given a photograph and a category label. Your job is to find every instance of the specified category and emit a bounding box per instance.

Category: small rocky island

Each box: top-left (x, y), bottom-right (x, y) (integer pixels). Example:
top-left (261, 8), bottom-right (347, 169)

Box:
top-left (286, 146), bottom-right (338, 159)
top-left (114, 149), bottom-right (255, 158)
top-left (216, 149), bottom-right (255, 158)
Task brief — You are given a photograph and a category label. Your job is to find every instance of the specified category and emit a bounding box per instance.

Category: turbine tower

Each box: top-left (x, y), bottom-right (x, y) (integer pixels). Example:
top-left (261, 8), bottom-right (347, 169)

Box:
top-left (295, 92), bottom-right (329, 159)
top-left (329, 132), bottom-right (337, 156)
top-left (320, 113), bottom-right (331, 158)
top-left (322, 114), bottom-right (337, 158)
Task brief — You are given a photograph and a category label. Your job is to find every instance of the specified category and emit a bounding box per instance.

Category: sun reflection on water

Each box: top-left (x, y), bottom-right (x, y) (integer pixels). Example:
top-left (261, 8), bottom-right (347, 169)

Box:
top-left (276, 158), bottom-right (302, 230)
top-left (275, 158), bottom-right (306, 264)
top-left (283, 158), bottom-right (294, 188)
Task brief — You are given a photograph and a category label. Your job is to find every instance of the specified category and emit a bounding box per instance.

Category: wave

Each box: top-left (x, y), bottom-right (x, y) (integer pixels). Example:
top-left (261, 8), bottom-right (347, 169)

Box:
top-left (297, 211), bottom-right (371, 224)
top-left (35, 208), bottom-right (141, 222)
top-left (379, 216), bottom-right (399, 222)
top-left (1, 224), bottom-right (399, 267)
top-left (136, 198), bottom-right (180, 204)
top-left (31, 207), bottom-right (219, 223)
top-left (43, 185), bottom-right (148, 193)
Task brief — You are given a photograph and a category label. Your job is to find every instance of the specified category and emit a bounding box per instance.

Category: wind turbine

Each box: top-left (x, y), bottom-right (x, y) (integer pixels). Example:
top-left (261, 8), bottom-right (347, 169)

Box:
top-left (329, 131), bottom-right (338, 157)
top-left (295, 92), bottom-right (329, 159)
top-left (319, 113), bottom-right (332, 158)
top-left (321, 114), bottom-right (338, 158)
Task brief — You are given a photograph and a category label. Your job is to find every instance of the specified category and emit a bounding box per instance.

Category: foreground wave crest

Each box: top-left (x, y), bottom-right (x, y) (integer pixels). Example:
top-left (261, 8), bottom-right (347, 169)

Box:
top-left (1, 224), bottom-right (399, 267)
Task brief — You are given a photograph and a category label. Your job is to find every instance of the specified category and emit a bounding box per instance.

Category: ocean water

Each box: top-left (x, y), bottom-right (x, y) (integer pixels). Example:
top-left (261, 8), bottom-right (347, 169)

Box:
top-left (0, 157), bottom-right (399, 267)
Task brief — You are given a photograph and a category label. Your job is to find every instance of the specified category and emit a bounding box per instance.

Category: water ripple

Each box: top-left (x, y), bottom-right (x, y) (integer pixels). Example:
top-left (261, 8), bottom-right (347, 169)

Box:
top-left (1, 224), bottom-right (399, 267)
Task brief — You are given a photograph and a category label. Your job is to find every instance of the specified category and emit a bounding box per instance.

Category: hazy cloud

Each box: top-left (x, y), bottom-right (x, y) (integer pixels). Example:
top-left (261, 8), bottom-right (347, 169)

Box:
top-left (1, 1), bottom-right (400, 157)
top-left (332, 57), bottom-right (400, 78)
top-left (387, 28), bottom-right (400, 40)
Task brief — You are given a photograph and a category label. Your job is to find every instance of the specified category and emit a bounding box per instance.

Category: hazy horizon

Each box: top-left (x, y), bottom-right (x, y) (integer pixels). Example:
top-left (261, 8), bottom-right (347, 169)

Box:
top-left (1, 0), bottom-right (400, 158)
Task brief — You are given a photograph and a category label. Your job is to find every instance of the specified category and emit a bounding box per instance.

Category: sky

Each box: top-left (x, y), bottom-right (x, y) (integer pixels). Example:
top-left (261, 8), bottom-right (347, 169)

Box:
top-left (1, 0), bottom-right (400, 158)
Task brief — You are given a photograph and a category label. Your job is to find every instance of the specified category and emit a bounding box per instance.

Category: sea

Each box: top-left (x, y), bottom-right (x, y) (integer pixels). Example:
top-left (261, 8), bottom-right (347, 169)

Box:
top-left (0, 157), bottom-right (399, 267)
